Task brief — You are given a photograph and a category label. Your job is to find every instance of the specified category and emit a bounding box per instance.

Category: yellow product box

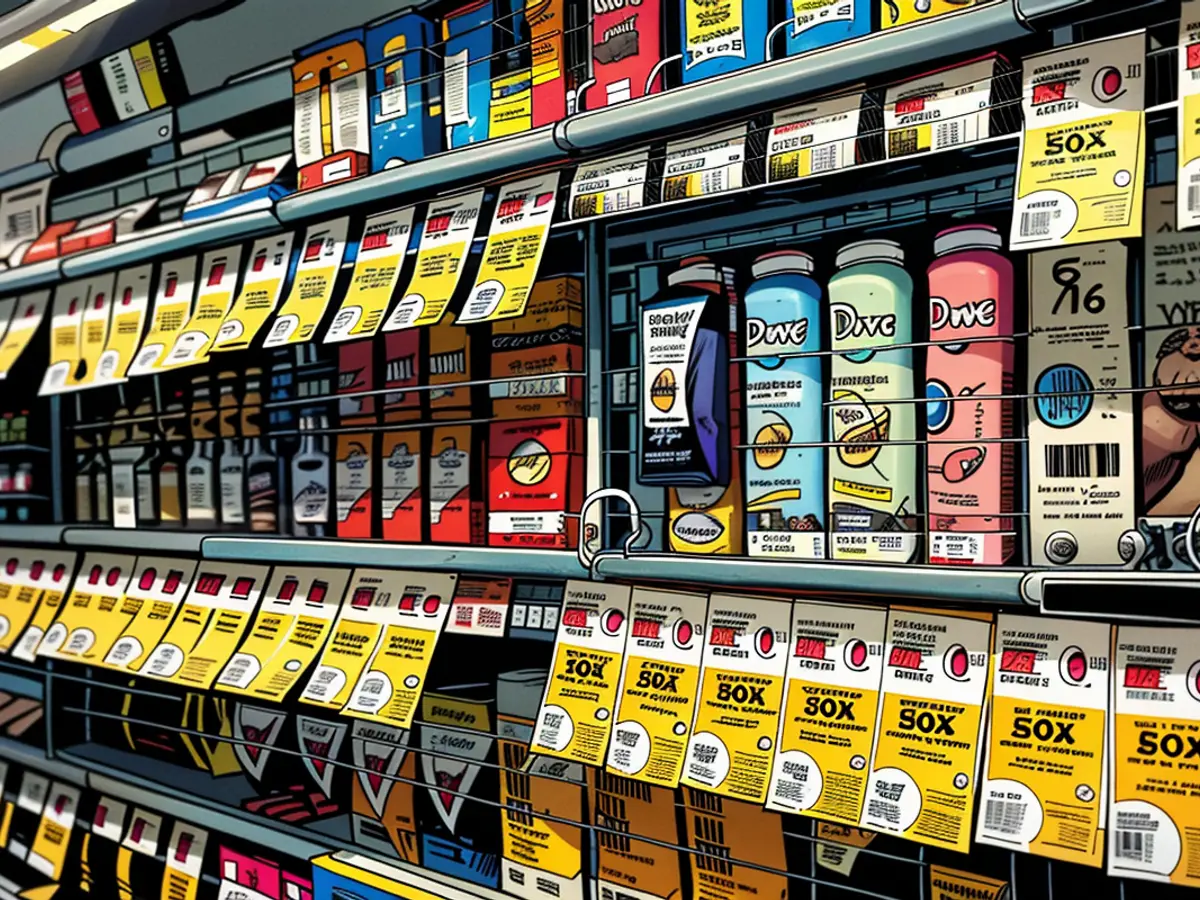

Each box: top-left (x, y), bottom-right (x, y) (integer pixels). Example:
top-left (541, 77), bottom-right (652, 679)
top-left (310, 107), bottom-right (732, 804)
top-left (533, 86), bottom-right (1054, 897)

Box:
top-left (1109, 625), bottom-right (1200, 886)
top-left (607, 587), bottom-right (707, 787)
top-left (681, 594), bottom-right (790, 804)
top-left (11, 552), bottom-right (77, 662)
top-left (929, 866), bottom-right (1010, 900)
top-left (0, 291), bottom-right (49, 380)
top-left (299, 568), bottom-right (403, 711)
top-left (211, 233), bottom-right (295, 352)
top-left (458, 173), bottom-right (561, 324)
top-left (216, 567), bottom-right (350, 701)
top-left (214, 571), bottom-right (350, 696)
top-left (1011, 32), bottom-right (1146, 250)
top-left (37, 280), bottom-right (86, 395)
top-left (880, 0), bottom-right (989, 29)
top-left (163, 246), bottom-right (243, 368)
top-left (326, 208), bottom-right (415, 342)
top-left (0, 551), bottom-right (75, 655)
top-left (37, 552), bottom-right (136, 662)
top-left (126, 257), bottom-right (197, 377)
top-left (350, 721), bottom-right (419, 862)
top-left (977, 614), bottom-right (1111, 865)
top-left (766, 601), bottom-right (887, 824)
top-left (94, 265), bottom-right (152, 384)
top-left (589, 770), bottom-right (683, 900)
top-left (138, 563), bottom-right (270, 687)
top-left (861, 608), bottom-right (993, 852)
top-left (263, 217), bottom-right (350, 346)
top-left (340, 571), bottom-right (456, 728)
top-left (682, 787), bottom-right (789, 900)
top-left (26, 781), bottom-right (80, 881)
top-left (101, 557), bottom-right (197, 672)
top-left (162, 820), bottom-right (208, 900)
top-left (531, 581), bottom-right (632, 766)
top-left (384, 189), bottom-right (485, 330)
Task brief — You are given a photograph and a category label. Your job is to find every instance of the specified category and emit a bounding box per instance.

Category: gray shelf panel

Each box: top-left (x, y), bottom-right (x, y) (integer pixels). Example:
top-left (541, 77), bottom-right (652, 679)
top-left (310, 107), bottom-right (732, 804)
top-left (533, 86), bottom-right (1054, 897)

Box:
top-left (275, 126), bottom-right (565, 223)
top-left (61, 210), bottom-right (282, 277)
top-left (58, 110), bottom-right (176, 174)
top-left (62, 527), bottom-right (204, 554)
top-left (177, 67), bottom-right (293, 136)
top-left (0, 161), bottom-right (54, 194)
top-left (555, 1), bottom-right (1033, 154)
top-left (0, 259), bottom-right (60, 293)
top-left (0, 737), bottom-right (85, 785)
top-left (1022, 571), bottom-right (1200, 623)
top-left (202, 536), bottom-right (588, 578)
top-left (0, 525), bottom-right (65, 544)
top-left (592, 553), bottom-right (1026, 603)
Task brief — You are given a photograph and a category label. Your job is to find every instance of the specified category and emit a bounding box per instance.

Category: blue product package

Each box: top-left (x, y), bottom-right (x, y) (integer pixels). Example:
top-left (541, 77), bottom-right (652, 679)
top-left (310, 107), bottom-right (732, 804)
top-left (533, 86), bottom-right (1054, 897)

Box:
top-left (367, 11), bottom-right (440, 170)
top-left (443, 0), bottom-right (496, 149)
top-left (680, 0), bottom-right (769, 85)
top-left (784, 0), bottom-right (872, 57)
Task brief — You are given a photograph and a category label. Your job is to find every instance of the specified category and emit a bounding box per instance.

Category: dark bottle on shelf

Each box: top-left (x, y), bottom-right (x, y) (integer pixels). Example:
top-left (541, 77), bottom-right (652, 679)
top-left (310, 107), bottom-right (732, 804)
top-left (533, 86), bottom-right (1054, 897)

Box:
top-left (185, 375), bottom-right (218, 529)
top-left (156, 389), bottom-right (189, 528)
top-left (72, 397), bottom-right (97, 523)
top-left (132, 397), bottom-right (160, 526)
top-left (291, 414), bottom-right (331, 536)
top-left (242, 368), bottom-right (278, 533)
top-left (217, 369), bottom-right (247, 530)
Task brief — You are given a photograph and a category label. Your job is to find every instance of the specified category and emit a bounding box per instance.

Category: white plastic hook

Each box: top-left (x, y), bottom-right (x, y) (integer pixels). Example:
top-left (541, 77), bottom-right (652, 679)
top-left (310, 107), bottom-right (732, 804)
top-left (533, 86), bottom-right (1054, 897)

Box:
top-left (645, 54), bottom-right (683, 97)
top-left (577, 488), bottom-right (645, 572)
top-left (764, 18), bottom-right (795, 60)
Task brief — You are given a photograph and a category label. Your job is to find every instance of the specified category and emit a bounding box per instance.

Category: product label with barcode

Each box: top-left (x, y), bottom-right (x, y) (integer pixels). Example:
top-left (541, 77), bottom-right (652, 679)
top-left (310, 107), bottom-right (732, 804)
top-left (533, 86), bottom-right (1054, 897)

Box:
top-left (212, 233), bottom-right (295, 352)
top-left (38, 281), bottom-right (85, 395)
top-left (326, 207), bottom-right (415, 342)
top-left (127, 258), bottom-right (197, 376)
top-left (767, 601), bottom-right (886, 824)
top-left (0, 291), bottom-right (49, 380)
top-left (341, 571), bottom-right (456, 728)
top-left (568, 149), bottom-right (651, 219)
top-left (1027, 242), bottom-right (1135, 566)
top-left (263, 218), bottom-right (350, 346)
top-left (164, 246), bottom-right (243, 368)
top-left (94, 265), bottom-right (152, 384)
top-left (862, 609), bottom-right (993, 852)
top-left (681, 595), bottom-right (790, 804)
top-left (977, 615), bottom-right (1111, 865)
top-left (12, 552), bottom-right (76, 663)
top-left (532, 581), bottom-right (632, 766)
top-left (38, 552), bottom-right (136, 661)
top-left (663, 125), bottom-right (747, 201)
top-left (884, 57), bottom-right (1003, 159)
top-left (1011, 32), bottom-right (1146, 249)
top-left (1110, 625), bottom-right (1200, 886)
top-left (1179, 2), bottom-right (1200, 229)
top-left (101, 556), bottom-right (197, 672)
top-left (607, 587), bottom-right (708, 787)
top-left (768, 93), bottom-right (864, 182)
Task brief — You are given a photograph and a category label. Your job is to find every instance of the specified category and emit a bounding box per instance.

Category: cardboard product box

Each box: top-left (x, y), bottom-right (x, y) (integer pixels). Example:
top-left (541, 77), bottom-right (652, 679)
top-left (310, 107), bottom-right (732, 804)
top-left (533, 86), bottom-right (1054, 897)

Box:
top-left (682, 788), bottom-right (789, 900)
top-left (490, 276), bottom-right (584, 420)
top-left (589, 770), bottom-right (684, 900)
top-left (337, 341), bottom-right (378, 539)
top-left (415, 683), bottom-right (500, 889)
top-left (488, 417), bottom-right (584, 549)
top-left (350, 721), bottom-right (420, 863)
top-left (430, 424), bottom-right (486, 545)
top-left (366, 10), bottom-right (441, 171)
top-left (293, 31), bottom-right (370, 192)
top-left (382, 330), bottom-right (424, 543)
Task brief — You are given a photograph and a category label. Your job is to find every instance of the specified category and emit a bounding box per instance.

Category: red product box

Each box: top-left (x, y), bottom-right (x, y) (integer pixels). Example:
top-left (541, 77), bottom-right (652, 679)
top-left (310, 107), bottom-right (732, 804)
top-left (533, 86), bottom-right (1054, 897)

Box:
top-left (430, 423), bottom-right (485, 545)
top-left (24, 221), bottom-right (77, 263)
top-left (488, 416), bottom-right (583, 549)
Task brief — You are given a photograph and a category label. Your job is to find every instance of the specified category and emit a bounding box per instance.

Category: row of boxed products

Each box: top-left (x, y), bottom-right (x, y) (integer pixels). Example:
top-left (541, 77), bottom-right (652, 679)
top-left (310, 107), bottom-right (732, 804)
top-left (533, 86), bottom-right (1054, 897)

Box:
top-left (284, 0), bottom-right (984, 192)
top-left (0, 759), bottom-right (319, 900)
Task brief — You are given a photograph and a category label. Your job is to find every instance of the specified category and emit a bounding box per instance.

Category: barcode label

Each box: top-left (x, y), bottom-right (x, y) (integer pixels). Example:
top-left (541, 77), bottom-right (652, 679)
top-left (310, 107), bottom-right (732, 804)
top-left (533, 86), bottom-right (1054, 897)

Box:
top-left (1190, 184), bottom-right (1200, 213)
top-left (1115, 829), bottom-right (1150, 862)
top-left (1021, 211), bottom-right (1053, 236)
top-left (983, 798), bottom-right (1026, 836)
top-left (1045, 443), bottom-right (1120, 478)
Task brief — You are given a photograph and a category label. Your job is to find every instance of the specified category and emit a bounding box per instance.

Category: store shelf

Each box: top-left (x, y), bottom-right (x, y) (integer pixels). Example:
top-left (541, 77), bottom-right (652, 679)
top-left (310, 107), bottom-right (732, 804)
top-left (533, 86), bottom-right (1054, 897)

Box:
top-left (58, 109), bottom-right (175, 174)
top-left (0, 737), bottom-right (84, 785)
top-left (591, 552), bottom-right (1027, 603)
top-left (202, 536), bottom-right (589, 578)
top-left (0, 160), bottom-right (54, 193)
top-left (0, 259), bottom-right (59, 292)
top-left (61, 527), bottom-right (203, 554)
top-left (275, 126), bottom-right (565, 223)
top-left (0, 445), bottom-right (48, 455)
top-left (0, 525), bottom-right (64, 544)
top-left (61, 210), bottom-right (282, 278)
top-left (555, 0), bottom-right (1035, 154)
top-left (176, 65), bottom-right (293, 136)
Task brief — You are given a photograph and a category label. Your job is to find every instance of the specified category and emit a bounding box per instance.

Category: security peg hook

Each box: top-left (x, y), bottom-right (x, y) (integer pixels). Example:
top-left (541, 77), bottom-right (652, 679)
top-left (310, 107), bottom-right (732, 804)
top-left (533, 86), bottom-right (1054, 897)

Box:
top-left (577, 488), bottom-right (645, 574)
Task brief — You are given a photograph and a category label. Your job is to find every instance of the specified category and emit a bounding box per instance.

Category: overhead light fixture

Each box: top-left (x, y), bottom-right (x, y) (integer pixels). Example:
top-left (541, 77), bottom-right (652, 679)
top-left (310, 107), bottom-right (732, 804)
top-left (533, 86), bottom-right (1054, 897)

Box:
top-left (0, 0), bottom-right (139, 73)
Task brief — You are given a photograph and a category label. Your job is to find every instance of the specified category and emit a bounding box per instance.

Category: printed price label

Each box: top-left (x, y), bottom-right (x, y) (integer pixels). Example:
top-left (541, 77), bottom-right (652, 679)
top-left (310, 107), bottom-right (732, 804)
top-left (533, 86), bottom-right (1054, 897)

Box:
top-left (163, 821), bottom-right (209, 900)
top-left (1011, 32), bottom-right (1146, 249)
top-left (445, 577), bottom-right (511, 637)
top-left (93, 265), bottom-right (152, 384)
top-left (0, 552), bottom-right (74, 654)
top-left (11, 552), bottom-right (76, 662)
top-left (164, 246), bottom-right (244, 368)
top-left (568, 149), bottom-right (651, 219)
top-left (862, 608), bottom-right (993, 852)
top-left (884, 58), bottom-right (1002, 159)
top-left (341, 571), bottom-right (456, 728)
top-left (681, 595), bottom-right (790, 803)
top-left (458, 173), bottom-right (560, 324)
top-left (383, 190), bottom-right (484, 329)
top-left (1110, 625), bottom-right (1200, 886)
top-left (326, 208), bottom-right (415, 341)
top-left (37, 552), bottom-right (136, 661)
top-left (127, 258), bottom-right (197, 376)
top-left (101, 556), bottom-right (197, 672)
top-left (533, 581), bottom-right (632, 766)
top-left (211, 233), bottom-right (295, 352)
top-left (1180, 2), bottom-right (1200, 229)
top-left (38, 281), bottom-right (86, 395)
top-left (608, 588), bottom-right (707, 787)
top-left (73, 272), bottom-right (116, 390)
top-left (684, 0), bottom-right (746, 69)
top-left (27, 782), bottom-right (79, 880)
top-left (214, 567), bottom-right (350, 696)
top-left (768, 93), bottom-right (865, 182)
top-left (978, 615), bottom-right (1110, 865)
top-left (767, 601), bottom-right (886, 824)
top-left (264, 218), bottom-right (350, 346)
top-left (0, 291), bottom-right (49, 379)
top-left (663, 125), bottom-right (747, 201)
